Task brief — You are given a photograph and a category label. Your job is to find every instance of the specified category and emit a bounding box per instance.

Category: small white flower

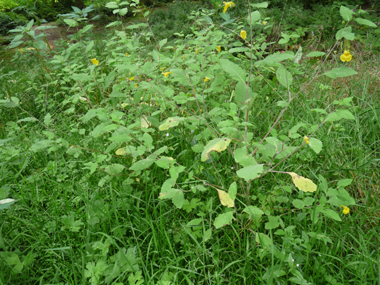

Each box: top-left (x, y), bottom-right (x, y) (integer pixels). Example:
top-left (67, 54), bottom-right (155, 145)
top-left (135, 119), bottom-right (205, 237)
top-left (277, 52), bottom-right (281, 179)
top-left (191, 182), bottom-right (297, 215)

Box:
top-left (231, 167), bottom-right (234, 169)
top-left (166, 133), bottom-right (169, 137)
top-left (297, 264), bottom-right (300, 267)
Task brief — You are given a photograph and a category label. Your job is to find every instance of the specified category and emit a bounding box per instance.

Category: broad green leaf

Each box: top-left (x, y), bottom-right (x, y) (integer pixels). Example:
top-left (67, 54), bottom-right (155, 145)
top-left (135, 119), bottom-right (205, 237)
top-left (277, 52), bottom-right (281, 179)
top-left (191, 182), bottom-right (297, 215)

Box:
top-left (255, 232), bottom-right (272, 247)
top-left (265, 216), bottom-right (280, 230)
top-left (255, 51), bottom-right (294, 66)
top-left (159, 188), bottom-right (184, 208)
top-left (201, 138), bottom-right (231, 162)
top-left (250, 2), bottom-right (268, 8)
top-left (30, 140), bottom-right (53, 152)
top-left (105, 164), bottom-right (125, 175)
top-left (292, 199), bottom-right (305, 209)
top-left (203, 228), bottom-right (212, 242)
top-left (324, 67), bottom-right (357, 79)
top-left (325, 109), bottom-right (355, 122)
top-left (276, 67), bottom-right (293, 88)
top-left (308, 138), bottom-right (322, 154)
top-left (243, 206), bottom-right (264, 217)
top-left (336, 26), bottom-right (355, 40)
top-left (236, 164), bottom-right (264, 182)
top-left (104, 70), bottom-right (116, 89)
top-left (219, 59), bottom-right (246, 84)
top-left (228, 182), bottom-right (237, 200)
top-left (159, 117), bottom-right (185, 131)
top-left (129, 157), bottom-right (155, 171)
top-left (17, 117), bottom-right (37, 123)
top-left (159, 38), bottom-right (167, 48)
top-left (288, 172), bottom-right (317, 193)
top-left (234, 147), bottom-right (255, 167)
top-left (214, 212), bottom-right (234, 229)
top-left (307, 51), bottom-right (325, 57)
top-left (0, 198), bottom-right (16, 210)
top-left (155, 156), bottom-right (175, 169)
top-left (248, 11), bottom-right (261, 25)
top-left (217, 189), bottom-right (234, 208)
top-left (337, 179), bottom-right (352, 188)
top-left (321, 209), bottom-right (342, 221)
top-left (234, 81), bottom-right (255, 107)
top-left (355, 18), bottom-right (377, 27)
top-left (340, 6), bottom-right (354, 21)
top-left (44, 113), bottom-right (52, 126)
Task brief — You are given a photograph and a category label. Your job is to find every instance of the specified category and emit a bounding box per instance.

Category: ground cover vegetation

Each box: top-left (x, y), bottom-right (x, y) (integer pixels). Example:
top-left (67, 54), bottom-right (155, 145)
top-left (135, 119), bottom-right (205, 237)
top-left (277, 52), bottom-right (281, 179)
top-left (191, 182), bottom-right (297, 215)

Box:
top-left (0, 0), bottom-right (380, 284)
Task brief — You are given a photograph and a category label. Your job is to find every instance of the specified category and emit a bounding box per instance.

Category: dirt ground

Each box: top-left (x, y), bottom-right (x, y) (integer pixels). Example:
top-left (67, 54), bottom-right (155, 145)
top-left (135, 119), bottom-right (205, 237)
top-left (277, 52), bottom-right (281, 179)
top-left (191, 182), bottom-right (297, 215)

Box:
top-left (32, 22), bottom-right (78, 49)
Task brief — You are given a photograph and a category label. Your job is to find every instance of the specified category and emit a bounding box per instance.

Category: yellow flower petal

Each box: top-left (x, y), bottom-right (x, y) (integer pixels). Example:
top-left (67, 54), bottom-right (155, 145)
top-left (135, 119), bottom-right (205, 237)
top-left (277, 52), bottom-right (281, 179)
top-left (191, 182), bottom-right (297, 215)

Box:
top-left (216, 46), bottom-right (221, 52)
top-left (340, 205), bottom-right (350, 215)
top-left (223, 1), bottom-right (235, 13)
top-left (204, 77), bottom-right (210, 82)
top-left (340, 50), bottom-right (352, 62)
top-left (91, 58), bottom-right (99, 66)
top-left (240, 30), bottom-right (247, 40)
top-left (129, 76), bottom-right (135, 81)
top-left (162, 71), bottom-right (172, 77)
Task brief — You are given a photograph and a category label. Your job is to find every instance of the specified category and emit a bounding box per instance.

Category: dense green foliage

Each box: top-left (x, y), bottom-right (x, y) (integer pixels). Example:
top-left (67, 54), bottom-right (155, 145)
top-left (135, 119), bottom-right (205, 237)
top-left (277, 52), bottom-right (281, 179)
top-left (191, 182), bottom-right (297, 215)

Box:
top-left (1, 1), bottom-right (380, 284)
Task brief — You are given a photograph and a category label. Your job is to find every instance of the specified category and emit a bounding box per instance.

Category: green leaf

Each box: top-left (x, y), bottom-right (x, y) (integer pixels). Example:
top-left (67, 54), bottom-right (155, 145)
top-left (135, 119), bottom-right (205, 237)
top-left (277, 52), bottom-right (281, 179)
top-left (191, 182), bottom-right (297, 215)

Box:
top-left (276, 67), bottom-right (293, 88)
top-left (201, 138), bottom-right (232, 162)
top-left (248, 11), bottom-right (261, 25)
top-left (324, 67), bottom-right (357, 79)
top-left (355, 17), bottom-right (377, 27)
top-left (234, 81), bottom-right (256, 107)
top-left (228, 182), bottom-right (237, 200)
top-left (236, 164), bottom-right (264, 182)
top-left (159, 188), bottom-right (184, 208)
top-left (243, 206), bottom-right (264, 217)
top-left (203, 228), bottom-right (212, 242)
top-left (265, 216), bottom-right (280, 230)
top-left (340, 6), bottom-right (355, 21)
top-left (0, 186), bottom-right (10, 200)
top-left (30, 140), bottom-right (53, 152)
top-left (234, 147), bottom-right (256, 167)
top-left (336, 26), bottom-right (355, 40)
top-left (159, 38), bottom-right (167, 48)
top-left (129, 156), bottom-right (155, 171)
top-left (44, 113), bottom-right (52, 126)
top-left (155, 156), bottom-right (175, 169)
top-left (255, 51), bottom-right (294, 66)
top-left (0, 198), bottom-right (16, 210)
top-left (321, 209), bottom-right (342, 221)
top-left (159, 117), bottom-right (185, 131)
top-left (105, 164), bottom-right (125, 175)
top-left (104, 70), bottom-right (116, 89)
top-left (308, 138), bottom-right (322, 154)
top-left (292, 199), bottom-right (305, 209)
top-left (219, 59), bottom-right (246, 84)
top-left (306, 51), bottom-right (326, 57)
top-left (250, 2), bottom-right (268, 8)
top-left (214, 212), bottom-right (234, 229)
top-left (325, 109), bottom-right (355, 122)
top-left (255, 232), bottom-right (272, 247)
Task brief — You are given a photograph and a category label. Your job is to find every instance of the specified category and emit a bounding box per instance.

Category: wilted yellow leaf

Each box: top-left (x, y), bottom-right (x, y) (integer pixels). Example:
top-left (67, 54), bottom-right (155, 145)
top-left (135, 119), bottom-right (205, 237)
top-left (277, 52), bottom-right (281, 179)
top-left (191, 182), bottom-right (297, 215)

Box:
top-left (288, 172), bottom-right (317, 193)
top-left (217, 189), bottom-right (235, 208)
top-left (201, 138), bottom-right (231, 162)
top-left (115, 148), bottom-right (126, 155)
top-left (141, 115), bottom-right (151, 128)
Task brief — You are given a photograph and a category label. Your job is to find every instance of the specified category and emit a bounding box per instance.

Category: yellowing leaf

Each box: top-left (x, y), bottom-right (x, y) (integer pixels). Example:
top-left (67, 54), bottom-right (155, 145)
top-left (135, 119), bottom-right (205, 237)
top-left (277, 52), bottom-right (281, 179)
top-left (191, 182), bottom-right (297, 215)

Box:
top-left (201, 138), bottom-right (231, 162)
top-left (141, 115), bottom-right (151, 128)
top-left (159, 117), bottom-right (185, 131)
top-left (217, 189), bottom-right (234, 208)
top-left (115, 147), bottom-right (126, 155)
top-left (288, 172), bottom-right (317, 193)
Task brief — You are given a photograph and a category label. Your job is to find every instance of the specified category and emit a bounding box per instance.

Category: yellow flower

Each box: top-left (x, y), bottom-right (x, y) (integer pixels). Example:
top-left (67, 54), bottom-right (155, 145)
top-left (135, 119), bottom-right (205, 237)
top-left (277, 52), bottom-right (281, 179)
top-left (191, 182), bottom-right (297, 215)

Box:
top-left (161, 67), bottom-right (166, 71)
top-left (135, 84), bottom-right (138, 88)
top-left (223, 1), bottom-right (235, 13)
top-left (91, 58), bottom-right (99, 66)
top-left (162, 71), bottom-right (172, 77)
top-left (129, 76), bottom-right (135, 81)
top-left (216, 46), bottom-right (221, 52)
top-left (340, 205), bottom-right (350, 215)
top-left (125, 53), bottom-right (129, 56)
top-left (204, 77), bottom-right (210, 82)
top-left (262, 21), bottom-right (267, 25)
top-left (303, 136), bottom-right (309, 142)
top-left (340, 50), bottom-right (352, 62)
top-left (195, 46), bottom-right (198, 54)
top-left (240, 30), bottom-right (247, 40)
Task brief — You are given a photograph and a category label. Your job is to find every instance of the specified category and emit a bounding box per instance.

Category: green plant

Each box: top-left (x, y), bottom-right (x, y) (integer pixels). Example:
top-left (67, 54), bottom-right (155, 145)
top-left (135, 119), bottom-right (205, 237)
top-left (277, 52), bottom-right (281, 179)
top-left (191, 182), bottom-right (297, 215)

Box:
top-left (0, 11), bottom-right (27, 35)
top-left (0, 1), bottom-right (379, 284)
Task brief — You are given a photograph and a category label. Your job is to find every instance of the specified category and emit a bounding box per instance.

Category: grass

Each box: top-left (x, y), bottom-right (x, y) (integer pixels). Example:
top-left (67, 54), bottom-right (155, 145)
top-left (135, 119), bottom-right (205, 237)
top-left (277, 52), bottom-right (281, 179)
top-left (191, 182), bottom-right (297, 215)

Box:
top-left (1, 1), bottom-right (380, 284)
